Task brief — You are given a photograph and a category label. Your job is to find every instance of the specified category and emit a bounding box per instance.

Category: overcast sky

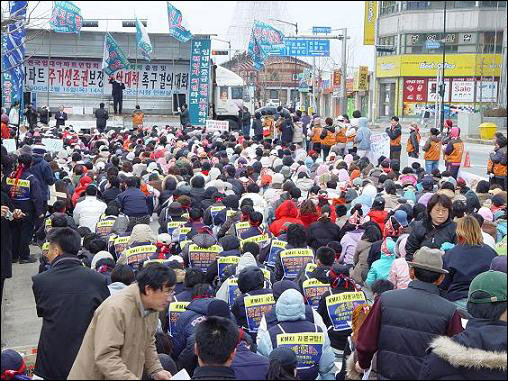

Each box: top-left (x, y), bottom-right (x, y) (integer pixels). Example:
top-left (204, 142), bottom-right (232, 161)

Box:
top-left (21, 1), bottom-right (375, 75)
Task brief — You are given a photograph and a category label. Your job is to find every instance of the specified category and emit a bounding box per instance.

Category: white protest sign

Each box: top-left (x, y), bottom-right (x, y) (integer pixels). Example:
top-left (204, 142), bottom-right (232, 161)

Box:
top-left (2, 139), bottom-right (17, 153)
top-left (370, 133), bottom-right (390, 165)
top-left (206, 119), bottom-right (229, 134)
top-left (41, 138), bottom-right (64, 152)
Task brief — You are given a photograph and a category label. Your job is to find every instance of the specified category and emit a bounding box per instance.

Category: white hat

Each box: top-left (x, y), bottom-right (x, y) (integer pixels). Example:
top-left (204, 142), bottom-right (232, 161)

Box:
top-left (91, 251), bottom-right (114, 271)
top-left (147, 162), bottom-right (159, 173)
top-left (126, 152), bottom-right (135, 161)
top-left (158, 233), bottom-right (172, 245)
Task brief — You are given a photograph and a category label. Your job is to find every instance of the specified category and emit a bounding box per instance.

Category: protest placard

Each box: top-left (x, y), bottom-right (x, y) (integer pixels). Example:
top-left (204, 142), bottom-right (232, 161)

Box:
top-left (41, 138), bottom-right (64, 152)
top-left (206, 119), bottom-right (229, 134)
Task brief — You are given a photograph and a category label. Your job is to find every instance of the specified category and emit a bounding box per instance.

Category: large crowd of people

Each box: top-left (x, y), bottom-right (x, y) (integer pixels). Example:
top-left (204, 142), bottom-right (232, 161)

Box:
top-left (1, 104), bottom-right (507, 380)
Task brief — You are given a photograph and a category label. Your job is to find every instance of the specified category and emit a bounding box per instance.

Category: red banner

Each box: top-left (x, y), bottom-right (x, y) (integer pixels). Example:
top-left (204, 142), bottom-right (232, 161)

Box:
top-left (403, 78), bottom-right (427, 103)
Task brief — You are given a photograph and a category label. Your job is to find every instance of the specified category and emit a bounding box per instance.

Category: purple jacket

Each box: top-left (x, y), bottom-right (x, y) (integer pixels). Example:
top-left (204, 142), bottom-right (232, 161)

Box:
top-left (340, 229), bottom-right (364, 265)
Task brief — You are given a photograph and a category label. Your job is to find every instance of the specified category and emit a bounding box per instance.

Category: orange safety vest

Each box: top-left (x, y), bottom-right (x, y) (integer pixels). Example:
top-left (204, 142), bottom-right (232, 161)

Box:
top-left (487, 159), bottom-right (507, 177)
top-left (444, 140), bottom-right (464, 164)
top-left (347, 132), bottom-right (356, 144)
top-left (424, 139), bottom-right (441, 161)
top-left (132, 111), bottom-right (144, 126)
top-left (336, 127), bottom-right (347, 144)
top-left (321, 128), bottom-right (336, 146)
top-left (406, 132), bottom-right (421, 153)
top-left (311, 127), bottom-right (322, 143)
top-left (390, 134), bottom-right (402, 146)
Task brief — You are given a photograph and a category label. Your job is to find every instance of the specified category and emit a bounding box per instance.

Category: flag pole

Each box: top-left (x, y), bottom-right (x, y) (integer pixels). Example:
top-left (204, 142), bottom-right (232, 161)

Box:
top-left (135, 33), bottom-right (139, 106)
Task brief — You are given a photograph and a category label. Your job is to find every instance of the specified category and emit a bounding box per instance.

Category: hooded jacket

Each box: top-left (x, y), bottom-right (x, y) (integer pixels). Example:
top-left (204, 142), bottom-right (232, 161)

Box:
top-left (269, 200), bottom-right (304, 237)
top-left (354, 118), bottom-right (371, 151)
top-left (171, 298), bottom-right (215, 358)
top-left (181, 233), bottom-right (220, 268)
top-left (366, 239), bottom-right (396, 286)
top-left (419, 319), bottom-right (507, 380)
top-left (31, 155), bottom-right (56, 201)
top-left (231, 266), bottom-right (272, 337)
top-left (216, 253), bottom-right (258, 302)
top-left (368, 209), bottom-right (388, 233)
top-left (257, 289), bottom-right (336, 380)
top-left (351, 240), bottom-right (375, 285)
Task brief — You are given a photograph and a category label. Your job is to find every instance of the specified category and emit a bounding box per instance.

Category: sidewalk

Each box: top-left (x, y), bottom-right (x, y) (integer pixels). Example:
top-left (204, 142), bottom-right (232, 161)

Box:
top-left (1, 246), bottom-right (41, 349)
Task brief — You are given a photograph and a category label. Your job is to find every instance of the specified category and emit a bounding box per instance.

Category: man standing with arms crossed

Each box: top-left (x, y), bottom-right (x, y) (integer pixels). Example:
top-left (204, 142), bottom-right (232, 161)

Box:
top-left (386, 116), bottom-right (402, 162)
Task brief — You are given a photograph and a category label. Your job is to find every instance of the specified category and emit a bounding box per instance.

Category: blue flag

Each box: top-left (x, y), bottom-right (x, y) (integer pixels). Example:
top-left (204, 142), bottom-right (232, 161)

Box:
top-left (167, 2), bottom-right (193, 42)
top-left (49, 1), bottom-right (82, 34)
top-left (136, 18), bottom-right (152, 61)
top-left (102, 33), bottom-right (130, 77)
top-left (2, 1), bottom-right (27, 110)
top-left (248, 20), bottom-right (284, 71)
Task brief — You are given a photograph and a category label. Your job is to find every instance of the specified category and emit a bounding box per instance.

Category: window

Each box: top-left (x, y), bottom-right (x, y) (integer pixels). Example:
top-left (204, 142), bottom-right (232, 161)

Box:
top-left (377, 35), bottom-right (397, 56)
top-left (270, 89), bottom-right (279, 100)
top-left (231, 86), bottom-right (243, 100)
top-left (480, 31), bottom-right (503, 53)
top-left (402, 32), bottom-right (479, 54)
top-left (479, 1), bottom-right (507, 7)
top-left (219, 86), bottom-right (229, 100)
top-left (380, 1), bottom-right (398, 15)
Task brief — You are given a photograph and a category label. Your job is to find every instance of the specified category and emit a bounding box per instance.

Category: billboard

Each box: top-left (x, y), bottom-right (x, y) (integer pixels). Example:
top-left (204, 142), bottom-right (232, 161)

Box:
top-left (364, 1), bottom-right (377, 45)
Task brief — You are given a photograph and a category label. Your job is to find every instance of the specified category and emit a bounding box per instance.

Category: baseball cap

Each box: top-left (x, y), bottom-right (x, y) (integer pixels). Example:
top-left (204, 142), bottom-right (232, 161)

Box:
top-left (393, 210), bottom-right (409, 227)
top-left (468, 270), bottom-right (507, 304)
top-left (407, 247), bottom-right (448, 274)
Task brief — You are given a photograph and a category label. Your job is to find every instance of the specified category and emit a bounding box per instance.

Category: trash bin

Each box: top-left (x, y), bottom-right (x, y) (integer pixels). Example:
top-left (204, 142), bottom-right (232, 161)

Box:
top-left (479, 123), bottom-right (497, 140)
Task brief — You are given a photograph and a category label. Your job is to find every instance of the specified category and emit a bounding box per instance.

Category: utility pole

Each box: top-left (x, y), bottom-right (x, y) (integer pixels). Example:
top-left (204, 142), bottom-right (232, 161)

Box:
top-left (341, 28), bottom-right (348, 115)
top-left (439, 1), bottom-right (447, 132)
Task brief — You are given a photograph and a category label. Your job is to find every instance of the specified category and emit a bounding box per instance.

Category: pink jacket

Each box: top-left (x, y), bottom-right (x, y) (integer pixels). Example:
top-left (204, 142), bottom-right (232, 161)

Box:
top-left (388, 234), bottom-right (411, 289)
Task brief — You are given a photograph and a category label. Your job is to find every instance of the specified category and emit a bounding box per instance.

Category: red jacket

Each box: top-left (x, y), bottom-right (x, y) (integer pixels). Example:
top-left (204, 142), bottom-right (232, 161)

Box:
top-left (1, 122), bottom-right (9, 139)
top-left (269, 200), bottom-right (303, 236)
top-left (299, 212), bottom-right (319, 228)
top-left (72, 176), bottom-right (93, 206)
top-left (368, 210), bottom-right (388, 233)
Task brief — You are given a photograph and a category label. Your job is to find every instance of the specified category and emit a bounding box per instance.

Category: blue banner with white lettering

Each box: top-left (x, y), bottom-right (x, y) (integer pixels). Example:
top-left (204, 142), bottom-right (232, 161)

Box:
top-left (136, 18), bottom-right (153, 61)
top-left (49, 1), bottom-right (82, 34)
top-left (247, 20), bottom-right (285, 71)
top-left (167, 2), bottom-right (193, 43)
top-left (3, 1), bottom-right (27, 111)
top-left (102, 33), bottom-right (130, 77)
top-left (269, 39), bottom-right (330, 57)
top-left (188, 38), bottom-right (211, 127)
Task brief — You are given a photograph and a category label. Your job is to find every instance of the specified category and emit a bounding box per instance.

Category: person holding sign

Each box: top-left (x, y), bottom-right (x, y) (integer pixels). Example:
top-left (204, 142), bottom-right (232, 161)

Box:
top-left (354, 247), bottom-right (463, 380)
top-left (317, 264), bottom-right (364, 352)
top-left (257, 289), bottom-right (336, 380)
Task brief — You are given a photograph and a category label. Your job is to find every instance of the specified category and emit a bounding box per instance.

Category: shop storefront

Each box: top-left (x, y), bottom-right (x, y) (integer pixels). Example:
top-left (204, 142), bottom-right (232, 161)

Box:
top-left (376, 53), bottom-right (502, 118)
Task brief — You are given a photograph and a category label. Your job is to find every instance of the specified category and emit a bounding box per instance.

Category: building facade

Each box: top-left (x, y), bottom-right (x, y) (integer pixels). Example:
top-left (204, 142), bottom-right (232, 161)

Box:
top-left (23, 28), bottom-right (191, 114)
top-left (373, 1), bottom-right (506, 120)
top-left (222, 53), bottom-right (311, 109)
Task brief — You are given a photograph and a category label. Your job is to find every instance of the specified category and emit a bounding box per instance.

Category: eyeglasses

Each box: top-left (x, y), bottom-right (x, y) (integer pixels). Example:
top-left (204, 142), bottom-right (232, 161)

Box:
top-left (163, 287), bottom-right (176, 296)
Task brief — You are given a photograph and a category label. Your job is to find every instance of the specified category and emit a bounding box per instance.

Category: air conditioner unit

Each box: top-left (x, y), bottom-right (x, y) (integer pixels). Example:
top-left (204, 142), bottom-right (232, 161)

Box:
top-left (292, 74), bottom-right (299, 80)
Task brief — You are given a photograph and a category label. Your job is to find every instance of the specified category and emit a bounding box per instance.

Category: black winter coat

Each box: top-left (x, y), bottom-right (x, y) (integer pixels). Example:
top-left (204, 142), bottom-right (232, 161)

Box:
top-left (440, 244), bottom-right (498, 302)
top-left (1, 191), bottom-right (14, 279)
top-left (94, 107), bottom-right (109, 128)
top-left (307, 219), bottom-right (341, 252)
top-left (252, 118), bottom-right (263, 136)
top-left (32, 255), bottom-right (109, 380)
top-left (418, 319), bottom-right (507, 380)
top-left (405, 218), bottom-right (457, 261)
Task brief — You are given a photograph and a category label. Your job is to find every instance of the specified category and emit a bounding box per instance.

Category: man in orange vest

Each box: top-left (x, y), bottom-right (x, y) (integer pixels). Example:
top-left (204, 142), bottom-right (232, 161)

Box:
top-left (386, 116), bottom-right (402, 162)
top-left (444, 127), bottom-right (464, 179)
top-left (487, 133), bottom-right (507, 191)
top-left (422, 128), bottom-right (441, 174)
top-left (406, 122), bottom-right (421, 159)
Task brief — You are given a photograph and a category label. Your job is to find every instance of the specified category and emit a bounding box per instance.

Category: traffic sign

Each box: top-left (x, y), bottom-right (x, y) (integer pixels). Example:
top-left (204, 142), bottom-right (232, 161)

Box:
top-left (312, 26), bottom-right (332, 34)
top-left (269, 39), bottom-right (330, 57)
top-left (212, 50), bottom-right (229, 56)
